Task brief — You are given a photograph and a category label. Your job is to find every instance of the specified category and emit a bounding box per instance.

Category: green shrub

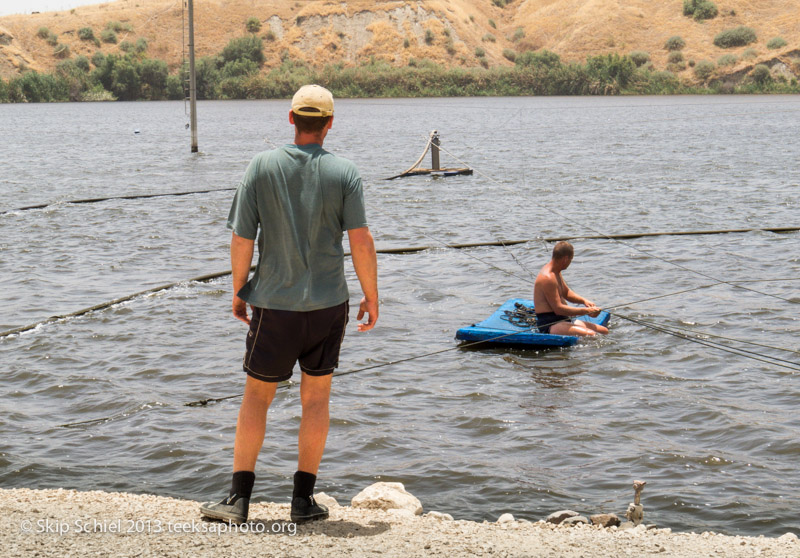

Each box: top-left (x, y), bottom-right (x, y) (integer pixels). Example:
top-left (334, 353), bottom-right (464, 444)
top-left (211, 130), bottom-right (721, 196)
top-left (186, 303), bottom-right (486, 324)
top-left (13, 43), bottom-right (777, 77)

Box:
top-left (492, 0), bottom-right (507, 6)
top-left (515, 49), bottom-right (561, 68)
top-left (665, 36), bottom-right (685, 51)
top-left (475, 46), bottom-right (485, 58)
top-left (688, 59), bottom-right (696, 67)
top-left (750, 64), bottom-right (770, 84)
top-left (37, 27), bottom-right (51, 39)
top-left (74, 55), bottom-right (91, 72)
top-left (424, 29), bottom-right (434, 44)
top-left (106, 21), bottom-right (133, 33)
top-left (265, 30), bottom-right (276, 42)
top-left (693, 60), bottom-right (715, 80)
top-left (110, 57), bottom-right (140, 101)
top-left (694, 1), bottom-right (718, 20)
top-left (138, 58), bottom-right (169, 99)
top-left (767, 37), bottom-right (787, 50)
top-left (629, 51), bottom-right (650, 67)
top-left (479, 58), bottom-right (489, 68)
top-left (46, 32), bottom-right (58, 46)
top-left (667, 62), bottom-right (686, 73)
top-left (0, 77), bottom-right (7, 103)
top-left (586, 53), bottom-right (636, 88)
top-left (221, 35), bottom-right (265, 66)
top-left (713, 26), bottom-right (757, 48)
top-left (668, 51), bottom-right (684, 63)
top-left (101, 29), bottom-right (118, 44)
top-left (165, 74), bottom-right (183, 100)
top-left (195, 56), bottom-right (220, 99)
top-left (469, 15), bottom-right (475, 23)
top-left (221, 58), bottom-right (259, 79)
top-left (56, 58), bottom-right (92, 100)
top-left (445, 38), bottom-right (456, 55)
top-left (78, 27), bottom-right (94, 41)
top-left (120, 40), bottom-right (134, 52)
top-left (488, 19), bottom-right (496, 29)
top-left (742, 48), bottom-right (757, 60)
top-left (53, 43), bottom-right (70, 59)
top-left (717, 54), bottom-right (737, 66)
top-left (11, 70), bottom-right (69, 102)
top-left (684, 0), bottom-right (717, 19)
top-left (482, 33), bottom-right (496, 42)
top-left (502, 48), bottom-right (516, 62)
top-left (246, 17), bottom-right (261, 33)
top-left (403, 37), bottom-right (410, 48)
top-left (512, 28), bottom-right (525, 42)
top-left (135, 37), bottom-right (148, 53)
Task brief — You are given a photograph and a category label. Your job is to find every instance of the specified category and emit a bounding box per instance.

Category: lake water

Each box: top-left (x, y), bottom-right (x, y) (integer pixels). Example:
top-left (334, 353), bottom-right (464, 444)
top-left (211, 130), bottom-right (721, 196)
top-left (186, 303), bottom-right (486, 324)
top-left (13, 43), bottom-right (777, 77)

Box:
top-left (0, 96), bottom-right (798, 537)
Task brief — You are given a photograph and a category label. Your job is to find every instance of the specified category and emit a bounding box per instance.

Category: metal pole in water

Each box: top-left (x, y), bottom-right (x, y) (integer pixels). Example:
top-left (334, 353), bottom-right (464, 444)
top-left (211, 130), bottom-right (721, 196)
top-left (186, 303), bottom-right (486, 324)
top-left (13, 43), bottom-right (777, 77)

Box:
top-left (431, 131), bottom-right (440, 171)
top-left (187, 0), bottom-right (198, 153)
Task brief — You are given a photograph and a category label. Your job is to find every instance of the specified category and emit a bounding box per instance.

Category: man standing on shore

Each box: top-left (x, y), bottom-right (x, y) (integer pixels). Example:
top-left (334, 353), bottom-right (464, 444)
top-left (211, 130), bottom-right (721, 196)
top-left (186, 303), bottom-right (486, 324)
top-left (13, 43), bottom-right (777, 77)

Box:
top-left (533, 241), bottom-right (607, 336)
top-left (201, 85), bottom-right (379, 525)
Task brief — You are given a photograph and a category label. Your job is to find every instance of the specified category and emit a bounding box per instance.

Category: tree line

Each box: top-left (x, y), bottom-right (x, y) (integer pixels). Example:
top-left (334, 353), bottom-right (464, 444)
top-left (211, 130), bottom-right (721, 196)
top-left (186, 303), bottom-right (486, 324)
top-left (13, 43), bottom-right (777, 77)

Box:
top-left (1, 35), bottom-right (797, 103)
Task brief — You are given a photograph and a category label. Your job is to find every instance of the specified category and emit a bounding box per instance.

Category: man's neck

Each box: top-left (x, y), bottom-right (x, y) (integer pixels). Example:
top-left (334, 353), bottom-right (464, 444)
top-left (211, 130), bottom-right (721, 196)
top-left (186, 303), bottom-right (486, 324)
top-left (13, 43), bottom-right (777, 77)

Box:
top-left (294, 132), bottom-right (325, 146)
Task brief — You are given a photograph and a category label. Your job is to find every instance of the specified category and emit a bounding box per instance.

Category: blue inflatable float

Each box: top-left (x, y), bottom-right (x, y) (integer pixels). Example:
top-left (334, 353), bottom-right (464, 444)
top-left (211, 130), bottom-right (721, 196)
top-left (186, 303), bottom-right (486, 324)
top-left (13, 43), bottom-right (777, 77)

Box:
top-left (455, 298), bottom-right (610, 348)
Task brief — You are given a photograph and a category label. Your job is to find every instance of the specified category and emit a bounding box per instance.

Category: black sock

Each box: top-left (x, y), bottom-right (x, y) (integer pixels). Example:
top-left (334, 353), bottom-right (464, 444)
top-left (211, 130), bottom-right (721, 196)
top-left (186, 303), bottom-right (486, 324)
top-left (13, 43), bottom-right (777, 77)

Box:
top-left (229, 470), bottom-right (255, 500)
top-left (293, 470), bottom-right (317, 499)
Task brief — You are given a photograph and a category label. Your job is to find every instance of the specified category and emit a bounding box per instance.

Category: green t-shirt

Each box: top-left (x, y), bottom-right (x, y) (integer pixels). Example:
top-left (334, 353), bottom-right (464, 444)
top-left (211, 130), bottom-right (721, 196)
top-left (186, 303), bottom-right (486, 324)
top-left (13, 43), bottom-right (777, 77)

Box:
top-left (227, 144), bottom-right (367, 311)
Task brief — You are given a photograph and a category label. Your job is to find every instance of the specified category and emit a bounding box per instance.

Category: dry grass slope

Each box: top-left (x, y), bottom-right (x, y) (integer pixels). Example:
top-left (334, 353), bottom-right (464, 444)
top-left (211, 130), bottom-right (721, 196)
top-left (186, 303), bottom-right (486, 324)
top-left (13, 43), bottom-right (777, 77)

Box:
top-left (1, 0), bottom-right (798, 82)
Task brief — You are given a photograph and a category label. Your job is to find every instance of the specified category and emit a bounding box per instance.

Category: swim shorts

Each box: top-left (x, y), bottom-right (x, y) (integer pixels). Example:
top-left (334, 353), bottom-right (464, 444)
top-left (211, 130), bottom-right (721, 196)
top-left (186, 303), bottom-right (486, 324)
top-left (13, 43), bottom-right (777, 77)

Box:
top-left (243, 301), bottom-right (349, 382)
top-left (535, 312), bottom-right (571, 334)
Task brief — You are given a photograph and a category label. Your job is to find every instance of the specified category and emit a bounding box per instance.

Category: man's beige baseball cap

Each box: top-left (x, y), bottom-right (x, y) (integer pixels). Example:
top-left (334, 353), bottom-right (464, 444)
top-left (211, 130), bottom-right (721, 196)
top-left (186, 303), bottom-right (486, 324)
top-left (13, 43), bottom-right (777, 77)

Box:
top-left (291, 84), bottom-right (334, 117)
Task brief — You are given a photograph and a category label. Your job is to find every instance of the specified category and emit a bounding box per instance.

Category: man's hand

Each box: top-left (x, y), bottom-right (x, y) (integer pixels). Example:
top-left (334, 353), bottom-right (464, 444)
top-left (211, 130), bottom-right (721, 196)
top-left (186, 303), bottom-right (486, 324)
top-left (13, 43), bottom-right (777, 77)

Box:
top-left (233, 295), bottom-right (250, 325)
top-left (357, 296), bottom-right (378, 331)
top-left (586, 306), bottom-right (602, 318)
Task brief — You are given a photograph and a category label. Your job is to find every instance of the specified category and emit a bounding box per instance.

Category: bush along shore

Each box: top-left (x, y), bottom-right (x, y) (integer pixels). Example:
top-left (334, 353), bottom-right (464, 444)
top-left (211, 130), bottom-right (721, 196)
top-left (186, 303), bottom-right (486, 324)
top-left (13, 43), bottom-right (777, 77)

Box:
top-left (1, 34), bottom-right (799, 103)
top-left (2, 484), bottom-right (799, 558)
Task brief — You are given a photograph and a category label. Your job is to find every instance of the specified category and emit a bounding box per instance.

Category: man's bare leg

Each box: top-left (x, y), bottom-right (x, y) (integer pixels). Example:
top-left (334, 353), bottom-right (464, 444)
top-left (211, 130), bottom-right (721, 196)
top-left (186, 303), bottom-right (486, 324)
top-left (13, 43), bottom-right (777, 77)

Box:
top-left (574, 319), bottom-right (609, 335)
top-left (550, 321), bottom-right (598, 337)
top-left (233, 375), bottom-right (278, 472)
top-left (298, 372), bottom-right (332, 475)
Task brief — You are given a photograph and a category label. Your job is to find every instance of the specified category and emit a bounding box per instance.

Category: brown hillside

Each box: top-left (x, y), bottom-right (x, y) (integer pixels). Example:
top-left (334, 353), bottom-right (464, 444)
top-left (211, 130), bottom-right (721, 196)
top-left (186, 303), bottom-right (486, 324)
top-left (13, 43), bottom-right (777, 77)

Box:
top-left (1, 0), bottom-right (798, 82)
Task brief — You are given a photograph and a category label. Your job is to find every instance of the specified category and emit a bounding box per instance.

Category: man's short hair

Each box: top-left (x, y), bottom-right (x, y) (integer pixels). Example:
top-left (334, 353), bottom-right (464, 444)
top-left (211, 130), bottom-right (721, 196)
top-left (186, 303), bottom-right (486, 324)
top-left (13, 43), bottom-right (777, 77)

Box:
top-left (552, 241), bottom-right (574, 261)
top-left (292, 109), bottom-right (332, 134)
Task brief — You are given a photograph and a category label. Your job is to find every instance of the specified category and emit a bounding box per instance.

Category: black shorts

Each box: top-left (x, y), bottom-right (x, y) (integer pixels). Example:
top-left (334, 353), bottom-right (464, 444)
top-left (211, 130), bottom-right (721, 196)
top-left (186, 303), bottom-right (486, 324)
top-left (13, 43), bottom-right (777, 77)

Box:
top-left (535, 312), bottom-right (572, 334)
top-left (243, 301), bottom-right (349, 383)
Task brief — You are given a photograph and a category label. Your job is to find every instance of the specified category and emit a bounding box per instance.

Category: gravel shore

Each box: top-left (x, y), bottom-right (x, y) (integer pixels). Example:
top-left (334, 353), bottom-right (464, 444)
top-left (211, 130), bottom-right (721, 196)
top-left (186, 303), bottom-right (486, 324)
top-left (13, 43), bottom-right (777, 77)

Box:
top-left (2, 488), bottom-right (798, 557)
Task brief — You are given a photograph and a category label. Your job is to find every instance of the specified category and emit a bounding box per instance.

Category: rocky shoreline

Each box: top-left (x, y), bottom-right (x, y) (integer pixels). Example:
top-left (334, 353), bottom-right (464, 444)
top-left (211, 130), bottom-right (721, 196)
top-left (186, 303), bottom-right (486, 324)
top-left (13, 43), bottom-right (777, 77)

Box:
top-left (2, 486), bottom-right (798, 557)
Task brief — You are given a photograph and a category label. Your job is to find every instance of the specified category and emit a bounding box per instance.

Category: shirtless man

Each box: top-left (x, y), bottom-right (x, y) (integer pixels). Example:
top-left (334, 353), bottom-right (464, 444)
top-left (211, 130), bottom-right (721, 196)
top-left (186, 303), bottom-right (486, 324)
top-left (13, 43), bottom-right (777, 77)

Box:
top-left (533, 241), bottom-right (608, 337)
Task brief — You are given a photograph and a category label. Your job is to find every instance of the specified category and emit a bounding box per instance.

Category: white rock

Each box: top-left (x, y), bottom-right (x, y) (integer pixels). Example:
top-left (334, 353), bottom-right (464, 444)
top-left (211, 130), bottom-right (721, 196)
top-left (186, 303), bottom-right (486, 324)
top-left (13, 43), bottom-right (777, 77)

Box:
top-left (778, 532), bottom-right (798, 543)
top-left (497, 513), bottom-right (515, 523)
top-left (351, 482), bottom-right (423, 515)
top-left (427, 511), bottom-right (454, 521)
top-left (314, 492), bottom-right (339, 508)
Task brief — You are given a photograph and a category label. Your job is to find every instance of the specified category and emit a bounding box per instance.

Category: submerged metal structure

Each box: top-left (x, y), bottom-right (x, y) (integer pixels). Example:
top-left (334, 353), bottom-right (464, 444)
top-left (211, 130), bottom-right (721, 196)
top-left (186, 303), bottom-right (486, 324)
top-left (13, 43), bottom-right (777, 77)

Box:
top-left (385, 130), bottom-right (473, 180)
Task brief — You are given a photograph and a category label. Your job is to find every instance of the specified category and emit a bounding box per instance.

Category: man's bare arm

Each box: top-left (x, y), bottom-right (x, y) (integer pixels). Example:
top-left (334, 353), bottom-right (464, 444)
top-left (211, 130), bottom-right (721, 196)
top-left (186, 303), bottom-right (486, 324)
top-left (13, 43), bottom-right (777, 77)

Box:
top-left (543, 274), bottom-right (600, 317)
top-left (231, 232), bottom-right (255, 325)
top-left (348, 226), bottom-right (378, 331)
top-left (561, 277), bottom-right (594, 307)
